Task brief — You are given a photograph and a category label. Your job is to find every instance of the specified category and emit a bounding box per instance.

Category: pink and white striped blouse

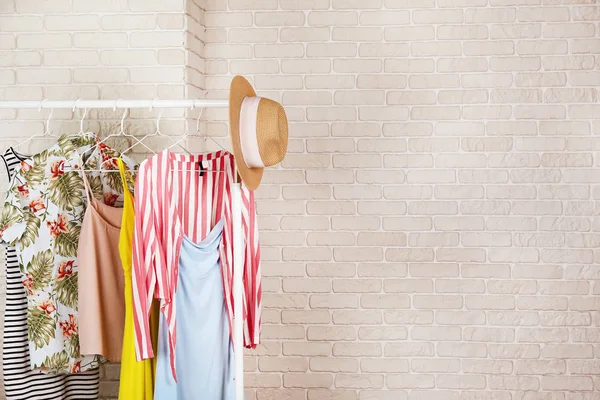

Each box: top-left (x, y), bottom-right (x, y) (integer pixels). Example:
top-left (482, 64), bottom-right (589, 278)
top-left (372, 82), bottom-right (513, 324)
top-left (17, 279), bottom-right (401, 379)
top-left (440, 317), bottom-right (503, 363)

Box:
top-left (131, 149), bottom-right (261, 380)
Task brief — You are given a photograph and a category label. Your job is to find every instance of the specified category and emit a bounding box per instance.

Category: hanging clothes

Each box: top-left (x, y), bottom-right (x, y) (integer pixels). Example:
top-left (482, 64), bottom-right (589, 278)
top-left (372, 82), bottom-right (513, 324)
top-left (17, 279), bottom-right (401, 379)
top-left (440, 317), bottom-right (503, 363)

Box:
top-left (77, 167), bottom-right (126, 362)
top-left (154, 219), bottom-right (236, 399)
top-left (0, 133), bottom-right (135, 374)
top-left (131, 149), bottom-right (260, 380)
top-left (1, 147), bottom-right (99, 400)
top-left (117, 158), bottom-right (159, 400)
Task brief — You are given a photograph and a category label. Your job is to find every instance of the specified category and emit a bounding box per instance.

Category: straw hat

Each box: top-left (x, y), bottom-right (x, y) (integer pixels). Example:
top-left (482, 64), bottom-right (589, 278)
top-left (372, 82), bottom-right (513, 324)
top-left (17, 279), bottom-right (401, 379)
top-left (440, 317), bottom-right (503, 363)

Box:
top-left (229, 75), bottom-right (288, 190)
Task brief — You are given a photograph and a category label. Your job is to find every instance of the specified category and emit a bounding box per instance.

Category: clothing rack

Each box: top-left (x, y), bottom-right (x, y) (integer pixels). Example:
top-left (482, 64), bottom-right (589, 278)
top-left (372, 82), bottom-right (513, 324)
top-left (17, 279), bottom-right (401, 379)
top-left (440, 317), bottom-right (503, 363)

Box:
top-left (1, 99), bottom-right (245, 400)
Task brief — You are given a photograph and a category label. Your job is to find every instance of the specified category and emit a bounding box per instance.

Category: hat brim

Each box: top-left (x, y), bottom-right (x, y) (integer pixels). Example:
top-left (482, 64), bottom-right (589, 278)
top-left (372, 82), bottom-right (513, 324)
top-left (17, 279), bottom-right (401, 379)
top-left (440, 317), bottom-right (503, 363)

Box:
top-left (229, 75), bottom-right (264, 191)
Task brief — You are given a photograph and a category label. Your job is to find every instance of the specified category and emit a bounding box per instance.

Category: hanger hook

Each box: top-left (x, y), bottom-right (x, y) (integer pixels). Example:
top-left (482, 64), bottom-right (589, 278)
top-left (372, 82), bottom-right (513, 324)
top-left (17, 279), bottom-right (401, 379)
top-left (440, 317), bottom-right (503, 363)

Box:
top-left (72, 98), bottom-right (80, 113)
top-left (113, 98), bottom-right (121, 112)
top-left (150, 97), bottom-right (158, 112)
top-left (120, 108), bottom-right (128, 134)
top-left (45, 108), bottom-right (54, 136)
top-left (79, 108), bottom-right (88, 134)
top-left (38, 99), bottom-right (47, 113)
top-left (196, 108), bottom-right (205, 139)
top-left (155, 109), bottom-right (162, 135)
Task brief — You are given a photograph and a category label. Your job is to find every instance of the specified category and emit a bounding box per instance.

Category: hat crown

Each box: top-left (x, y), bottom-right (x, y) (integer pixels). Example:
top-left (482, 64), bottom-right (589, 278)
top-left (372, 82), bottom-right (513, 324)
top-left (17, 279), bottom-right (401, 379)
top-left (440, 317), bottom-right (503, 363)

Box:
top-left (256, 97), bottom-right (288, 167)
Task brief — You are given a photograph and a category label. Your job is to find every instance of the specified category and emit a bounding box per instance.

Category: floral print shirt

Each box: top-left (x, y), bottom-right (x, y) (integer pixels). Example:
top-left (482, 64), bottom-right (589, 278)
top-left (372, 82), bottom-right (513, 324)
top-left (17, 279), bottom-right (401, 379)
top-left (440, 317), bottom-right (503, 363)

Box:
top-left (0, 133), bottom-right (136, 374)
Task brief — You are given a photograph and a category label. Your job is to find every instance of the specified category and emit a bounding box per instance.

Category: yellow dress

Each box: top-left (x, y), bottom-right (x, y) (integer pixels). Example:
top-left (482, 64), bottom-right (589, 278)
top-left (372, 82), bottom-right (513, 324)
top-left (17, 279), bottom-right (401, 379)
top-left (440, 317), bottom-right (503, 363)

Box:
top-left (117, 158), bottom-right (159, 400)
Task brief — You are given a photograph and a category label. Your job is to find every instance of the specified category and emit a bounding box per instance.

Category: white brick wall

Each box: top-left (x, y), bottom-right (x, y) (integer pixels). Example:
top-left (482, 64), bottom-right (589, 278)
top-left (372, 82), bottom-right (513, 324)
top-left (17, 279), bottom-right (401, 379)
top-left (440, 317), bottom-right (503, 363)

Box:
top-left (1, 0), bottom-right (600, 399)
top-left (203, 1), bottom-right (600, 399)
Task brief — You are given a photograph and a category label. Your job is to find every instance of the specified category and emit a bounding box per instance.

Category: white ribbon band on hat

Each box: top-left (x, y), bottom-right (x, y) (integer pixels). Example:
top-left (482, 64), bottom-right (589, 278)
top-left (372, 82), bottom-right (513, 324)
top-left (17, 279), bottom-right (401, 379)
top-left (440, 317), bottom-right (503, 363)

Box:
top-left (239, 96), bottom-right (265, 169)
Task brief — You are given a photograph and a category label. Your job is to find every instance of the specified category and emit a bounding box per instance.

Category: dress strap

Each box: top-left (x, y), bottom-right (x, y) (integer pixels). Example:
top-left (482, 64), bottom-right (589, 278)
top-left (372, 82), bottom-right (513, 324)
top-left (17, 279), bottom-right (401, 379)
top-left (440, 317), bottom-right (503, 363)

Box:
top-left (79, 167), bottom-right (93, 204)
top-left (117, 158), bottom-right (134, 194)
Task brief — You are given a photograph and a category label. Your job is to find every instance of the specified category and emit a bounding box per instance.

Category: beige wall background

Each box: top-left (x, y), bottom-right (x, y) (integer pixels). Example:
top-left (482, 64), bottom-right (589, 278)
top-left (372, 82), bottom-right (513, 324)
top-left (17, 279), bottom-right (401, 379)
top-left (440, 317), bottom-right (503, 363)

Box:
top-left (2, 0), bottom-right (600, 399)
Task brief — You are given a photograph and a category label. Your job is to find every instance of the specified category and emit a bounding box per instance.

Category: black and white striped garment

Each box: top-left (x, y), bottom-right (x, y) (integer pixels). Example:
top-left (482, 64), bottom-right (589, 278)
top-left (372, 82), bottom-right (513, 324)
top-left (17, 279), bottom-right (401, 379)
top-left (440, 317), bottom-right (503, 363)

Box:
top-left (1, 147), bottom-right (100, 400)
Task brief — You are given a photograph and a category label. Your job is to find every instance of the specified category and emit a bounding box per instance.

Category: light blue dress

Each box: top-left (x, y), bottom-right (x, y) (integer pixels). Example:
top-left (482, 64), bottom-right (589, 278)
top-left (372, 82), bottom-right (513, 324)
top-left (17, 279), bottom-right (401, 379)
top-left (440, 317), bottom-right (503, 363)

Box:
top-left (154, 219), bottom-right (236, 399)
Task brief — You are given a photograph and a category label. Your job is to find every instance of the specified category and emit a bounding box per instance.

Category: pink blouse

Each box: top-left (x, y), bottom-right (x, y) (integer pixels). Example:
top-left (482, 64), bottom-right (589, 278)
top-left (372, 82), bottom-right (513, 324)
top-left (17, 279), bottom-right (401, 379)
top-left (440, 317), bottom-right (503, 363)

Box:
top-left (131, 149), bottom-right (260, 379)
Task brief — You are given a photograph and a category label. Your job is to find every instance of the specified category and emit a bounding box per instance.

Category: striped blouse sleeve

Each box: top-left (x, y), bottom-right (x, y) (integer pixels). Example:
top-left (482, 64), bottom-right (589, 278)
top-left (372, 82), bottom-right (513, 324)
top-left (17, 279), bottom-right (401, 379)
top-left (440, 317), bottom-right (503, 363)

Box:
top-left (220, 178), bottom-right (261, 350)
top-left (242, 185), bottom-right (261, 348)
top-left (131, 160), bottom-right (158, 361)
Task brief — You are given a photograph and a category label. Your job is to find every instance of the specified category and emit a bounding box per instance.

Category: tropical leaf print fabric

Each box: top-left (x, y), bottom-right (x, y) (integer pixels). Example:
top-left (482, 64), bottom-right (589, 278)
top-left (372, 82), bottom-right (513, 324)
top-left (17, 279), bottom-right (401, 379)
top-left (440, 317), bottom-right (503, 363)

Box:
top-left (0, 133), bottom-right (136, 374)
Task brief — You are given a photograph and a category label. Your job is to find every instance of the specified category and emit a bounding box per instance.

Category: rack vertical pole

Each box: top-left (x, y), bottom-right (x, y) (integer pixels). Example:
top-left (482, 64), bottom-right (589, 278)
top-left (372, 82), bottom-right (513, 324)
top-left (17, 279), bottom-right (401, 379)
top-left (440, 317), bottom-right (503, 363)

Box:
top-left (231, 182), bottom-right (244, 400)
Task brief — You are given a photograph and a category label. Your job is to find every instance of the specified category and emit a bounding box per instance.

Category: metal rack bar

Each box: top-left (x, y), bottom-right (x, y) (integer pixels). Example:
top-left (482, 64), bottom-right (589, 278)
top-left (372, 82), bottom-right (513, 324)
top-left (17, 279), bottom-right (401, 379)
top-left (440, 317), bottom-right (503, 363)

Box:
top-left (0, 99), bottom-right (228, 109)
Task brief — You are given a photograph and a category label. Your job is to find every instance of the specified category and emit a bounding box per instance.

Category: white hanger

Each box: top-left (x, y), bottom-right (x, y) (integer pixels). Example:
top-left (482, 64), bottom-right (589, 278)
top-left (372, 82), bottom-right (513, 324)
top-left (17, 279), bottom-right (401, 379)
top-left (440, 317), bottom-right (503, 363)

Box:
top-left (172, 106), bottom-right (228, 153)
top-left (166, 106), bottom-right (230, 173)
top-left (76, 99), bottom-right (136, 171)
top-left (79, 108), bottom-right (88, 134)
top-left (78, 100), bottom-right (118, 169)
top-left (166, 106), bottom-right (202, 155)
top-left (155, 109), bottom-right (164, 136)
top-left (64, 102), bottom-right (156, 172)
top-left (71, 99), bottom-right (89, 138)
top-left (116, 107), bottom-right (157, 156)
top-left (198, 107), bottom-right (228, 152)
top-left (69, 98), bottom-right (90, 138)
top-left (122, 98), bottom-right (160, 153)
top-left (45, 106), bottom-right (60, 137)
